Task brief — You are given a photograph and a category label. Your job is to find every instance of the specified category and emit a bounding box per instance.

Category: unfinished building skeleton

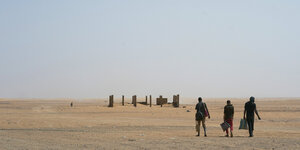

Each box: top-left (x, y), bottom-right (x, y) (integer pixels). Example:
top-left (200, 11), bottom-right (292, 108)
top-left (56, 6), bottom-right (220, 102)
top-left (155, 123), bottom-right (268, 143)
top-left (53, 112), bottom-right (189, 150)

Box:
top-left (156, 95), bottom-right (168, 105)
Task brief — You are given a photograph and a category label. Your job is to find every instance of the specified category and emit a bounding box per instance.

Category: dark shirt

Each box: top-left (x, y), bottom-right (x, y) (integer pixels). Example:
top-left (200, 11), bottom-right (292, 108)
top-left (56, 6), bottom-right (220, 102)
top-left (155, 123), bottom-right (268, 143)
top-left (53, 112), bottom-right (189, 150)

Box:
top-left (224, 104), bottom-right (234, 120)
top-left (195, 102), bottom-right (205, 114)
top-left (244, 101), bottom-right (256, 118)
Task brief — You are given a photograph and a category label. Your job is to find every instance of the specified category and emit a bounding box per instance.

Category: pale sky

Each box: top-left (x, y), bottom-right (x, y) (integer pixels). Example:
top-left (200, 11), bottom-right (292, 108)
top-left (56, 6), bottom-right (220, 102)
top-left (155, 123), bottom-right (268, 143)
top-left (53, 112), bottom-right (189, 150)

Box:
top-left (0, 0), bottom-right (299, 99)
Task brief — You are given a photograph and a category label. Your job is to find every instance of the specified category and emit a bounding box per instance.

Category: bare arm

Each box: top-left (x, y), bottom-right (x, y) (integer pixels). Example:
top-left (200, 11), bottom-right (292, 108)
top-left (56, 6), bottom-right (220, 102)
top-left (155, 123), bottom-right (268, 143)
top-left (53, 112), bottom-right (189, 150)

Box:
top-left (255, 107), bottom-right (261, 120)
top-left (243, 109), bottom-right (246, 119)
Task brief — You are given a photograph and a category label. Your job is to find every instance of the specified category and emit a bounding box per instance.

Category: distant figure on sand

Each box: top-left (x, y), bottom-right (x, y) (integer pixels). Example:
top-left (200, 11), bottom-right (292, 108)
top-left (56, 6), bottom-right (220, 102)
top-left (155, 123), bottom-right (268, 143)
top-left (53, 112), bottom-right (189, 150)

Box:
top-left (224, 100), bottom-right (234, 137)
top-left (195, 97), bottom-right (210, 137)
top-left (244, 96), bottom-right (261, 137)
top-left (70, 102), bottom-right (73, 107)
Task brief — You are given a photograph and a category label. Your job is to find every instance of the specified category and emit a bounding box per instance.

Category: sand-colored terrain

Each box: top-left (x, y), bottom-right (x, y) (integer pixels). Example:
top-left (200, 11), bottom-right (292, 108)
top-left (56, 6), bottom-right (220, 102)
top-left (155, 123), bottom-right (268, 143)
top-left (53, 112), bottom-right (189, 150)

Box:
top-left (0, 98), bottom-right (299, 150)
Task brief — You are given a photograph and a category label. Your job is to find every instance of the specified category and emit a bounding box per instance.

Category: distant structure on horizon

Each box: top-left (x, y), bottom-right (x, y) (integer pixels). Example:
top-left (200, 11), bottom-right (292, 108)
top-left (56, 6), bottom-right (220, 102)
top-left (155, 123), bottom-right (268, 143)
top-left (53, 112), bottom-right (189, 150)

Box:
top-left (173, 94), bottom-right (179, 107)
top-left (156, 95), bottom-right (168, 105)
top-left (107, 94), bottom-right (179, 108)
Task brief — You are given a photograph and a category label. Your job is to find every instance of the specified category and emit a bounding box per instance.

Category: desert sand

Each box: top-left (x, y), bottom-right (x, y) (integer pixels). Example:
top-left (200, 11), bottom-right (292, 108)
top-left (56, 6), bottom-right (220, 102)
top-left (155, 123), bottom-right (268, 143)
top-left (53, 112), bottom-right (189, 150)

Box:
top-left (0, 97), bottom-right (299, 150)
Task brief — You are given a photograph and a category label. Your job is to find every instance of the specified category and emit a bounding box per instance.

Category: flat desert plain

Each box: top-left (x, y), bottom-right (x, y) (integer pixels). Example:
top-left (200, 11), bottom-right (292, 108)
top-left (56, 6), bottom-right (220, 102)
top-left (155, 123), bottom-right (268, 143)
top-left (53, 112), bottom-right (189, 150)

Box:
top-left (0, 98), bottom-right (299, 150)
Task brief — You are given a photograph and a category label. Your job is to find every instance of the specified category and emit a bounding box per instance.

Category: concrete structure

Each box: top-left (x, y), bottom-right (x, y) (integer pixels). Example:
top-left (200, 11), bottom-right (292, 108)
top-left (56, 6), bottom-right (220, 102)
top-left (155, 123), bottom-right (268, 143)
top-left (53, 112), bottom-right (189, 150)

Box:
top-left (156, 95), bottom-right (167, 105)
top-left (108, 95), bottom-right (114, 107)
top-left (150, 95), bottom-right (152, 107)
top-left (138, 96), bottom-right (147, 105)
top-left (132, 95), bottom-right (137, 107)
top-left (173, 94), bottom-right (180, 107)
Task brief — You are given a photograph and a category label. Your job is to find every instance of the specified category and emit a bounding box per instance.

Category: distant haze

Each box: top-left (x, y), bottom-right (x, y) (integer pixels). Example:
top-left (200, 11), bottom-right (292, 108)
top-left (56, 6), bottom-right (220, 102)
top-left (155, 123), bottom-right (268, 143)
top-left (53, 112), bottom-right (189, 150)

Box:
top-left (0, 1), bottom-right (299, 98)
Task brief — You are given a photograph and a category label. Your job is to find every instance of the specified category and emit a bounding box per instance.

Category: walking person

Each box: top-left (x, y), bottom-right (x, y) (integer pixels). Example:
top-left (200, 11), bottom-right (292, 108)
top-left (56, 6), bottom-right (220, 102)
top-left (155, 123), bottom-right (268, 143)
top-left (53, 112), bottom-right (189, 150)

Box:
top-left (244, 96), bottom-right (261, 137)
top-left (224, 100), bottom-right (234, 137)
top-left (195, 97), bottom-right (210, 137)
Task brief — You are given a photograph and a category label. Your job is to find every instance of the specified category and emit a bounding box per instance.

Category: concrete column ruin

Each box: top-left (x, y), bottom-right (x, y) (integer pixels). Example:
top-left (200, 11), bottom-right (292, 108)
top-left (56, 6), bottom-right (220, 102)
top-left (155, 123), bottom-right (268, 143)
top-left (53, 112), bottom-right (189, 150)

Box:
top-left (145, 96), bottom-right (148, 105)
top-left (108, 95), bottom-right (114, 107)
top-left (122, 95), bottom-right (125, 106)
top-left (150, 95), bottom-right (152, 107)
top-left (173, 94), bottom-right (180, 107)
top-left (132, 95), bottom-right (137, 107)
top-left (132, 95), bottom-right (134, 104)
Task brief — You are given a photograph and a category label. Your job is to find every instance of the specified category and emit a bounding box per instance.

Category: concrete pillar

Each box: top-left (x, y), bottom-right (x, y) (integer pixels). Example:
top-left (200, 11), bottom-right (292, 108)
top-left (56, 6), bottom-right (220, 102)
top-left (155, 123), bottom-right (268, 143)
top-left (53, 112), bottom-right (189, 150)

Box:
top-left (173, 94), bottom-right (179, 107)
top-left (108, 95), bottom-right (114, 107)
top-left (150, 95), bottom-right (152, 107)
top-left (177, 94), bottom-right (180, 107)
top-left (145, 96), bottom-right (148, 105)
top-left (132, 95), bottom-right (134, 104)
top-left (122, 95), bottom-right (125, 106)
top-left (132, 95), bottom-right (137, 107)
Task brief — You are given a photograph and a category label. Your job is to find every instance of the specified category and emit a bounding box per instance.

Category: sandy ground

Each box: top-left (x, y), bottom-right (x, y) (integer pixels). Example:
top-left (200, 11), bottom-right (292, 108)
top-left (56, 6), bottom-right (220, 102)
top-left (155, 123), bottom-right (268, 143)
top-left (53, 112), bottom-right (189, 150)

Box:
top-left (0, 98), bottom-right (299, 150)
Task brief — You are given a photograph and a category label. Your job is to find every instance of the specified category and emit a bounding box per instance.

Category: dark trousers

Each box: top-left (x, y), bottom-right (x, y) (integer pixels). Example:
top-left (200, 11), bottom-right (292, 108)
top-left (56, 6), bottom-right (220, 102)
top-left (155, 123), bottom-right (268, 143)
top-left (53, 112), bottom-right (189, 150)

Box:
top-left (247, 117), bottom-right (254, 136)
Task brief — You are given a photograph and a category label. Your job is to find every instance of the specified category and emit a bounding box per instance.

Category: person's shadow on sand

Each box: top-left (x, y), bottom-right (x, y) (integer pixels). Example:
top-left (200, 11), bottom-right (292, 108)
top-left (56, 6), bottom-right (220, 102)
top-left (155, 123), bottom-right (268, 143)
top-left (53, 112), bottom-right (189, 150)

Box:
top-left (218, 135), bottom-right (249, 138)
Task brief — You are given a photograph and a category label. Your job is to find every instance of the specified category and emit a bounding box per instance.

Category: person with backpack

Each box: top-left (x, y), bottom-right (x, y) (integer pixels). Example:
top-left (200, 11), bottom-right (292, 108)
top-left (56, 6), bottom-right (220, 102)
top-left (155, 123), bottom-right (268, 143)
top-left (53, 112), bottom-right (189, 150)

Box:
top-left (244, 96), bottom-right (261, 137)
top-left (195, 97), bottom-right (210, 137)
top-left (224, 100), bottom-right (234, 137)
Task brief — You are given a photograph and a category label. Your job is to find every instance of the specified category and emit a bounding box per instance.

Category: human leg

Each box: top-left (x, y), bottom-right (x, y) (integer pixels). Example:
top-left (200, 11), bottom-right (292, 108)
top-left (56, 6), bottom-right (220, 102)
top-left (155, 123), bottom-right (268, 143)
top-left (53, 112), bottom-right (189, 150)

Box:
top-left (250, 118), bottom-right (254, 136)
top-left (247, 117), bottom-right (254, 137)
top-left (225, 119), bottom-right (233, 137)
top-left (202, 118), bottom-right (207, 137)
top-left (229, 119), bottom-right (233, 137)
top-left (225, 128), bottom-right (229, 136)
top-left (225, 120), bottom-right (229, 137)
top-left (196, 120), bottom-right (201, 136)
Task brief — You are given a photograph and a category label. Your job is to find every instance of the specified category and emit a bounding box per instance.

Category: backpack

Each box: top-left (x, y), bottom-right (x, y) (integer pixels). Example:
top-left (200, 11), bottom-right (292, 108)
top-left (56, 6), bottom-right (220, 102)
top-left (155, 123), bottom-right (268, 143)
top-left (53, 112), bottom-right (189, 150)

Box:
top-left (195, 111), bottom-right (204, 121)
top-left (195, 102), bottom-right (205, 121)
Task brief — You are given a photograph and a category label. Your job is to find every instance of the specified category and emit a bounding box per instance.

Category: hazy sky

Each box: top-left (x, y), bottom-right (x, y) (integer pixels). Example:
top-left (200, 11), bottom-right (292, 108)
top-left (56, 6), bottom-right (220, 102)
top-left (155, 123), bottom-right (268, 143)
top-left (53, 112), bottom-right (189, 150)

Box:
top-left (0, 0), bottom-right (299, 99)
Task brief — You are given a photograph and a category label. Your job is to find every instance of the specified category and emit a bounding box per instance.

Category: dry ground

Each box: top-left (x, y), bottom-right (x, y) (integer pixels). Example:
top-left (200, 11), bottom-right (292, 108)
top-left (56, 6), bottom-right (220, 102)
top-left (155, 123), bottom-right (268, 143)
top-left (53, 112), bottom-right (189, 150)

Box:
top-left (0, 98), bottom-right (299, 150)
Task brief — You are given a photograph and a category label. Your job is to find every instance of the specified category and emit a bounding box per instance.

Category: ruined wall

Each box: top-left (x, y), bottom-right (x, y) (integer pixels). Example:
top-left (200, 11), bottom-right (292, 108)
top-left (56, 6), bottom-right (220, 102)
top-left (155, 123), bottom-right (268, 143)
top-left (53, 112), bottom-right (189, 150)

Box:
top-left (156, 96), bottom-right (167, 105)
top-left (172, 94), bottom-right (179, 107)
